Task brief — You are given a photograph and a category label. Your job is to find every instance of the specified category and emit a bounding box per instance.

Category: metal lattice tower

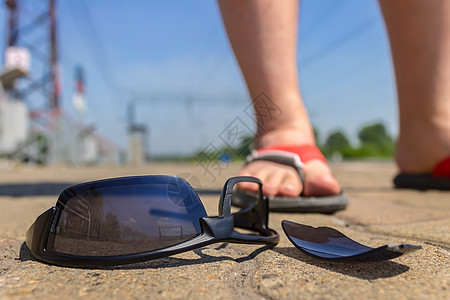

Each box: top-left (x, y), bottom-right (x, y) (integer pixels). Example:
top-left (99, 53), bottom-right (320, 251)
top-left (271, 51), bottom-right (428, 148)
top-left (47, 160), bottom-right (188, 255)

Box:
top-left (5, 0), bottom-right (59, 112)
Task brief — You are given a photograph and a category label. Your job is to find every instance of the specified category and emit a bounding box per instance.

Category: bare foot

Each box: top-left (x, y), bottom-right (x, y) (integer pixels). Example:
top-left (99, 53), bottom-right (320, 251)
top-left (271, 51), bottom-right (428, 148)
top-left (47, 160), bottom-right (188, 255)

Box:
top-left (396, 120), bottom-right (450, 174)
top-left (237, 128), bottom-right (341, 197)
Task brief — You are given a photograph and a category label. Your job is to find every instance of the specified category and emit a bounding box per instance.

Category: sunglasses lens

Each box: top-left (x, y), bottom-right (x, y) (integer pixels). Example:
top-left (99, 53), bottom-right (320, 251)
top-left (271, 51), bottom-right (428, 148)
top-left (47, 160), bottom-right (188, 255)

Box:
top-left (47, 176), bottom-right (207, 256)
top-left (282, 220), bottom-right (422, 262)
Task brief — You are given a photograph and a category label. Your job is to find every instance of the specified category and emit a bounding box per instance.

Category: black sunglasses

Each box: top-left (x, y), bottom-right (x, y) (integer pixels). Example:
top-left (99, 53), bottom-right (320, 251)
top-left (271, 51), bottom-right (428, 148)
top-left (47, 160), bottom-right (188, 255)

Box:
top-left (26, 175), bottom-right (279, 267)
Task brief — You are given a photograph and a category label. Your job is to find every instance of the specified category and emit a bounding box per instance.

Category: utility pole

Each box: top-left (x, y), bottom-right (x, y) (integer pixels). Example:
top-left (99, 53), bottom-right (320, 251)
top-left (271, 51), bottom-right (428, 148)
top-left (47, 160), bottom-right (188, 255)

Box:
top-left (4, 0), bottom-right (60, 112)
top-left (6, 0), bottom-right (18, 47)
top-left (49, 0), bottom-right (59, 110)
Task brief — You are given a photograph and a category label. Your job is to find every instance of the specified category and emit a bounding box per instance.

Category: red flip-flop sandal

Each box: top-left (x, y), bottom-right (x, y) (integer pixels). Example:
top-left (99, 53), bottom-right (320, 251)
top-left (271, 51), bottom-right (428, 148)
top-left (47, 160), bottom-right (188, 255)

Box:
top-left (231, 145), bottom-right (349, 214)
top-left (393, 156), bottom-right (450, 190)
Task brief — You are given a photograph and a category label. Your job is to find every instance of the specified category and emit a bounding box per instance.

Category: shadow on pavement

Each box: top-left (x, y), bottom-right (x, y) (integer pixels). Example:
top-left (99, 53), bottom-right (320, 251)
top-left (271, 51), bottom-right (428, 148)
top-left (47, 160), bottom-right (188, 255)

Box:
top-left (196, 189), bottom-right (222, 196)
top-left (274, 247), bottom-right (410, 279)
top-left (19, 242), bottom-right (273, 270)
top-left (107, 244), bottom-right (274, 270)
top-left (342, 186), bottom-right (395, 193)
top-left (20, 242), bottom-right (37, 262)
top-left (0, 182), bottom-right (74, 197)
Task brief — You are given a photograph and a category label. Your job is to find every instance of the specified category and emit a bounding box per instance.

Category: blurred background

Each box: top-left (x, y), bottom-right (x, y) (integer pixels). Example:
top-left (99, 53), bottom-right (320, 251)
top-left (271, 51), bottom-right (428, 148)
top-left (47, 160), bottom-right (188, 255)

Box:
top-left (0, 0), bottom-right (398, 167)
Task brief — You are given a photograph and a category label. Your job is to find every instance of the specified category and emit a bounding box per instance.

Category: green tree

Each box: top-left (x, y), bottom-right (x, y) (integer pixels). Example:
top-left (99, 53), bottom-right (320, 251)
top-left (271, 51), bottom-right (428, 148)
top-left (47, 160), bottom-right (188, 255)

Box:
top-left (313, 126), bottom-right (320, 144)
top-left (323, 130), bottom-right (351, 157)
top-left (357, 122), bottom-right (394, 157)
top-left (237, 134), bottom-right (255, 158)
top-left (358, 123), bottom-right (392, 145)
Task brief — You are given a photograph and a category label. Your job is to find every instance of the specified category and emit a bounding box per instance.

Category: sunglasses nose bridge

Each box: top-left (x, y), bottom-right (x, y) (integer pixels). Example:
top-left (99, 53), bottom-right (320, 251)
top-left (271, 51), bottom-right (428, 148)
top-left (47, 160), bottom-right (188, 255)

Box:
top-left (201, 216), bottom-right (234, 239)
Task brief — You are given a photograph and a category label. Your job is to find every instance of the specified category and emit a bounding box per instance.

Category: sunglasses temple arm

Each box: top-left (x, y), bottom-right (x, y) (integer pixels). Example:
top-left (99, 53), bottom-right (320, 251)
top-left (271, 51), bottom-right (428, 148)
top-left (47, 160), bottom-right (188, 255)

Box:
top-left (217, 176), bottom-right (279, 244)
top-left (229, 229), bottom-right (279, 245)
top-left (233, 206), bottom-right (265, 231)
top-left (228, 211), bottom-right (279, 244)
top-left (232, 185), bottom-right (270, 234)
top-left (219, 176), bottom-right (264, 218)
top-left (201, 216), bottom-right (279, 245)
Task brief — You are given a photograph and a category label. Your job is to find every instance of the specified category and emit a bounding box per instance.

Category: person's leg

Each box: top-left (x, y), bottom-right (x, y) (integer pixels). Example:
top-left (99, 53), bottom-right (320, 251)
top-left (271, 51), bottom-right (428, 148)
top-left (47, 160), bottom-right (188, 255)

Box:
top-left (218, 0), bottom-right (341, 197)
top-left (379, 0), bottom-right (450, 174)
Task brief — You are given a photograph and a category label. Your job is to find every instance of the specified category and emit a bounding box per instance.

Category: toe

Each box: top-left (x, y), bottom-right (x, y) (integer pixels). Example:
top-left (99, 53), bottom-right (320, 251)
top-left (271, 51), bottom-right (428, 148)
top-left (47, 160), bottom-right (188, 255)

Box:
top-left (236, 173), bottom-right (260, 193)
top-left (238, 161), bottom-right (303, 196)
top-left (278, 171), bottom-right (302, 197)
top-left (260, 172), bottom-right (283, 196)
top-left (302, 160), bottom-right (341, 196)
top-left (237, 163), bottom-right (267, 193)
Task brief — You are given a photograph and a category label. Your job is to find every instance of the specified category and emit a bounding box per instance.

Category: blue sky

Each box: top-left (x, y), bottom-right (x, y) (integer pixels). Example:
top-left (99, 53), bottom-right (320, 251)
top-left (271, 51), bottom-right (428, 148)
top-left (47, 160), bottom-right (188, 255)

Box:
top-left (0, 0), bottom-right (397, 156)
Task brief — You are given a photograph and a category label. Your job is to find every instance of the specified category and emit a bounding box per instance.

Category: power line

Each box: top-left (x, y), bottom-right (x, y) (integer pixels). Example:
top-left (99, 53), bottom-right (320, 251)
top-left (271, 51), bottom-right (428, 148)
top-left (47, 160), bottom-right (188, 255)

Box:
top-left (128, 91), bottom-right (248, 106)
top-left (66, 0), bottom-right (123, 98)
top-left (299, 17), bottom-right (377, 69)
top-left (300, 1), bottom-right (344, 43)
top-left (61, 0), bottom-right (128, 144)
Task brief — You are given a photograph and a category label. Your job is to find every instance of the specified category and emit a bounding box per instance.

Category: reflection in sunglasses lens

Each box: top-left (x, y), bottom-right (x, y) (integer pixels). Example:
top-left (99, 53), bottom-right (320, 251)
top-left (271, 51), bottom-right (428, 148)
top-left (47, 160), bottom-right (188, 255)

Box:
top-left (47, 176), bottom-right (208, 256)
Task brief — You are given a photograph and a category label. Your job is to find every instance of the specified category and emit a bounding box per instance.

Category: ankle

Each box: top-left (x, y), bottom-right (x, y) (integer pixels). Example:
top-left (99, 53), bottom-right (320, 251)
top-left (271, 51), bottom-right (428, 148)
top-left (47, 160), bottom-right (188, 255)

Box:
top-left (254, 122), bottom-right (316, 149)
top-left (396, 125), bottom-right (450, 173)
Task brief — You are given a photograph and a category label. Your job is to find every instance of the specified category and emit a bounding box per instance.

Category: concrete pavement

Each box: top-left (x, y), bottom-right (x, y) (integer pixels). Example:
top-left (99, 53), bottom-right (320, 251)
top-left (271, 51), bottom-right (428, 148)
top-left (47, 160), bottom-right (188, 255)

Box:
top-left (0, 161), bottom-right (448, 299)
